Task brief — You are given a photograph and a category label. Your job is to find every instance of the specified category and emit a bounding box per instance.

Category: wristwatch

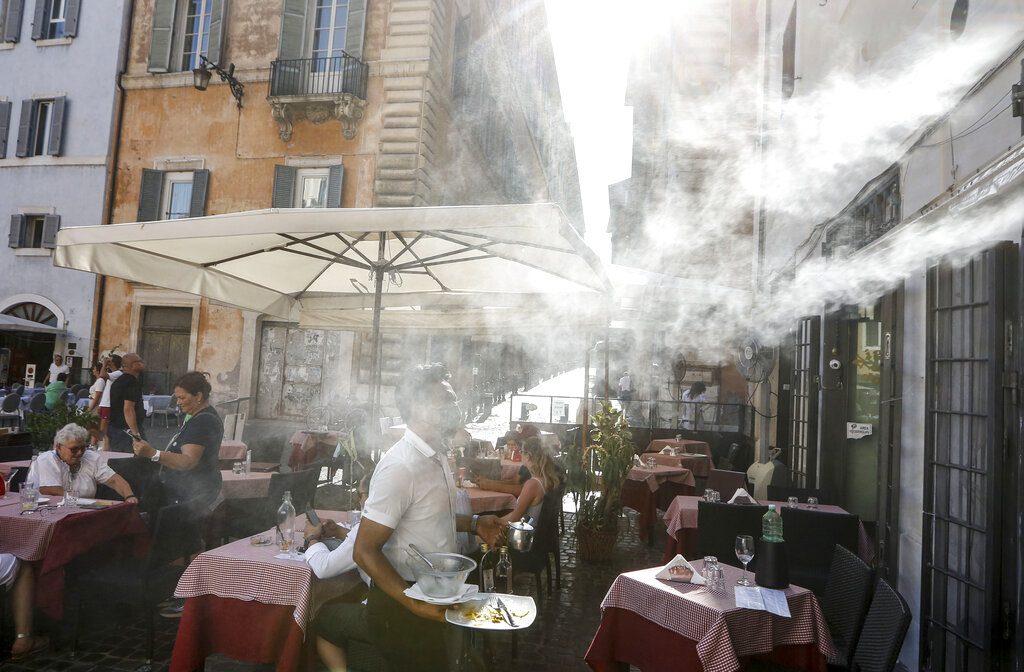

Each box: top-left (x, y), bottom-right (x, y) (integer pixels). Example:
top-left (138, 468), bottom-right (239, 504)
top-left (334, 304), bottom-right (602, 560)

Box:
top-left (150, 450), bottom-right (161, 463)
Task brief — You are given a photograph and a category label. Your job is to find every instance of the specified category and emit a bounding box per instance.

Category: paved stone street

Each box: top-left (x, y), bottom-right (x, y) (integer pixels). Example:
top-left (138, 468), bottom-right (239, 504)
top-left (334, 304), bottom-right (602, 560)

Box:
top-left (1, 500), bottom-right (663, 672)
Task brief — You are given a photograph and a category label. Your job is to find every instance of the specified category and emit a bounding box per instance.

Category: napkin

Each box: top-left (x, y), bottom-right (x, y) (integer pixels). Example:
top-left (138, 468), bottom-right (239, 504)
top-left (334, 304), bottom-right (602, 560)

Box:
top-left (655, 554), bottom-right (706, 585)
top-left (660, 447), bottom-right (673, 455)
top-left (633, 454), bottom-right (645, 467)
top-left (728, 488), bottom-right (758, 505)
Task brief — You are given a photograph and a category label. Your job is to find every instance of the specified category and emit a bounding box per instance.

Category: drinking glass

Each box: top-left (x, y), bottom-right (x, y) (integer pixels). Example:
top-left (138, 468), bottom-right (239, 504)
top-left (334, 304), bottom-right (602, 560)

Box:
top-left (3, 469), bottom-right (18, 499)
top-left (787, 496), bottom-right (799, 508)
top-left (645, 456), bottom-right (657, 470)
top-left (65, 483), bottom-right (79, 507)
top-left (735, 535), bottom-right (755, 586)
top-left (807, 497), bottom-right (819, 509)
top-left (704, 488), bottom-right (714, 502)
top-left (232, 462), bottom-right (243, 475)
top-left (707, 566), bottom-right (725, 592)
top-left (711, 490), bottom-right (721, 503)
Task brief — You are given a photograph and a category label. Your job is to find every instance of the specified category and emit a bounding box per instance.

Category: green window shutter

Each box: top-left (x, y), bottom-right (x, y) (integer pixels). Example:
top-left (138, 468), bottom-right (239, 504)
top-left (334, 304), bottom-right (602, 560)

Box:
top-left (14, 99), bottom-right (34, 158)
top-left (207, 0), bottom-right (228, 65)
top-left (47, 96), bottom-right (65, 156)
top-left (148, 0), bottom-right (177, 73)
top-left (344, 0), bottom-right (367, 59)
top-left (272, 165), bottom-right (297, 208)
top-left (8, 214), bottom-right (25, 248)
top-left (189, 169), bottom-right (210, 217)
top-left (278, 0), bottom-right (308, 60)
top-left (41, 214), bottom-right (59, 249)
top-left (326, 164), bottom-right (344, 207)
top-left (2, 0), bottom-right (25, 43)
top-left (0, 101), bottom-right (11, 158)
top-left (137, 169), bottom-right (165, 221)
top-left (64, 0), bottom-right (80, 37)
top-left (30, 0), bottom-right (46, 40)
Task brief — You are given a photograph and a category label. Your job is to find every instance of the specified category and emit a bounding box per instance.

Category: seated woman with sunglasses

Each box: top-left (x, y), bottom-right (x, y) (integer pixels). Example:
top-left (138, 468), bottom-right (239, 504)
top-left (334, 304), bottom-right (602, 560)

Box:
top-left (34, 424), bottom-right (138, 502)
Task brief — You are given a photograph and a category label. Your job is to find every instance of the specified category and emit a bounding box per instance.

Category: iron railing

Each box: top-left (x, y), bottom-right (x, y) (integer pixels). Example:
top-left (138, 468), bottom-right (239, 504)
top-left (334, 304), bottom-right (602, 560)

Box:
top-left (269, 54), bottom-right (369, 99)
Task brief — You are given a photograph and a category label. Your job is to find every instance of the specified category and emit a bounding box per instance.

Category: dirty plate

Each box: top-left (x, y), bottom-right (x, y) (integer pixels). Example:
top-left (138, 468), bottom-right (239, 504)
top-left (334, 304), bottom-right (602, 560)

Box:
top-left (445, 593), bottom-right (536, 630)
top-left (249, 534), bottom-right (274, 546)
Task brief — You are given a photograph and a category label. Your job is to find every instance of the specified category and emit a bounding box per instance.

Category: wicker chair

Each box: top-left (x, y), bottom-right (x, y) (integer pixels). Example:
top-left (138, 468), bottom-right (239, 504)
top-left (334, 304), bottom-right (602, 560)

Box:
top-left (848, 578), bottom-right (911, 672)
top-left (822, 544), bottom-right (874, 669)
top-left (781, 507), bottom-right (860, 595)
top-left (696, 501), bottom-right (768, 570)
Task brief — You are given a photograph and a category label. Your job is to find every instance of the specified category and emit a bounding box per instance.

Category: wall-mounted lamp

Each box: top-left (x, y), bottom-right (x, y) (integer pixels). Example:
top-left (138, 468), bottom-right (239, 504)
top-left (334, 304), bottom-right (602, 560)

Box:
top-left (193, 55), bottom-right (244, 108)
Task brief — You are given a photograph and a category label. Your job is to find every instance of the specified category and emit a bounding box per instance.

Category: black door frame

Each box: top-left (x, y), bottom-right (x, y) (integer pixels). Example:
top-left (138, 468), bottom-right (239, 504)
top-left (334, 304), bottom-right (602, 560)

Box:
top-left (877, 286), bottom-right (904, 581)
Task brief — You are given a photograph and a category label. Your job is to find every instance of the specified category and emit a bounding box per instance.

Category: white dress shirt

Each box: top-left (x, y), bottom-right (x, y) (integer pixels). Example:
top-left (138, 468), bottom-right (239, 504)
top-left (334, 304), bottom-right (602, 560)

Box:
top-left (362, 429), bottom-right (458, 582)
top-left (34, 449), bottom-right (116, 498)
top-left (305, 522), bottom-right (370, 585)
top-left (48, 363), bottom-right (70, 380)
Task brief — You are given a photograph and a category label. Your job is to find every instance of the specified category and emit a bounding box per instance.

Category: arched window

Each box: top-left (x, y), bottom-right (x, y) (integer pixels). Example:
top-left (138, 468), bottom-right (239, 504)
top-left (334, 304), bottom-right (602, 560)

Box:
top-left (3, 302), bottom-right (58, 327)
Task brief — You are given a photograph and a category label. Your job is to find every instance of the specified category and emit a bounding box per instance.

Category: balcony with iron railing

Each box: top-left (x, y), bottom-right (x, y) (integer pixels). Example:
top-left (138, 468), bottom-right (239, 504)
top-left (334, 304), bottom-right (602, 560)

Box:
top-left (267, 53), bottom-right (370, 141)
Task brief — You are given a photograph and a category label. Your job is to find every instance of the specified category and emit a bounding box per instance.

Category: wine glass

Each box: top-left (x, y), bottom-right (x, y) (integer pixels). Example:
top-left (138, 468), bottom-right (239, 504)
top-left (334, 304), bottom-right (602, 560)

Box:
top-left (735, 535), bottom-right (755, 586)
top-left (2, 469), bottom-right (18, 499)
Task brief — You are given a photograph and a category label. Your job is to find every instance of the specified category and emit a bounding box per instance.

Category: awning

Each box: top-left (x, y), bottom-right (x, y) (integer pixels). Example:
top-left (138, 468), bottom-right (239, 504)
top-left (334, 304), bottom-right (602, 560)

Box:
top-left (0, 314), bottom-right (65, 335)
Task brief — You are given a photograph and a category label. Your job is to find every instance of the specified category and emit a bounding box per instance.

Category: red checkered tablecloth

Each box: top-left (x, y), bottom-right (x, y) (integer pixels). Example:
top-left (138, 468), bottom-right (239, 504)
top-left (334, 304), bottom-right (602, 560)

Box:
top-left (174, 511), bottom-right (361, 633)
top-left (219, 440), bottom-right (248, 461)
top-left (627, 465), bottom-right (695, 492)
top-left (598, 564), bottom-right (835, 672)
top-left (219, 469), bottom-right (273, 500)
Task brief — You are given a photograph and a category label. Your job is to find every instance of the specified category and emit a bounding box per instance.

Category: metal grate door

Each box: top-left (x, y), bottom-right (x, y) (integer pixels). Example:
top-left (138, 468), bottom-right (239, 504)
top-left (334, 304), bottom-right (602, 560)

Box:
top-left (922, 245), bottom-right (1013, 671)
top-left (789, 316), bottom-right (820, 488)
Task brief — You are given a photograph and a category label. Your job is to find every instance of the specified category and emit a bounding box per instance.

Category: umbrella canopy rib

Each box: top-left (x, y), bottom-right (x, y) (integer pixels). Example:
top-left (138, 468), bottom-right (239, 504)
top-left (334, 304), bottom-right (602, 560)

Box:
top-left (388, 236), bottom-right (499, 272)
top-left (201, 232), bottom-right (342, 268)
top-left (389, 231), bottom-right (451, 292)
top-left (441, 229), bottom-right (575, 254)
top-left (384, 231), bottom-right (426, 268)
top-left (279, 232), bottom-right (375, 270)
top-left (329, 232), bottom-right (377, 267)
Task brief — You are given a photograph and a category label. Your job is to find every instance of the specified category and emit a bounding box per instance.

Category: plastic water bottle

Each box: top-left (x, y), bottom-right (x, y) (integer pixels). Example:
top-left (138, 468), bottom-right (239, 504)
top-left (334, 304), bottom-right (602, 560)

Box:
top-left (762, 504), bottom-right (784, 542)
top-left (245, 449), bottom-right (252, 475)
top-left (277, 490), bottom-right (297, 556)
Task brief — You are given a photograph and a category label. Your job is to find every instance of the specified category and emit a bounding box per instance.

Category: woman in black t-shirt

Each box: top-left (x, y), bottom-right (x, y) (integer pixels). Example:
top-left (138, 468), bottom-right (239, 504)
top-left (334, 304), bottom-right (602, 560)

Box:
top-left (131, 371), bottom-right (223, 512)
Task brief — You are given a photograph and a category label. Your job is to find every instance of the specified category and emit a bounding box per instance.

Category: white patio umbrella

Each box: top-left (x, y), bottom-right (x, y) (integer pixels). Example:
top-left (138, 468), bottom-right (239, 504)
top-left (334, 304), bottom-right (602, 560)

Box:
top-left (54, 203), bottom-right (610, 410)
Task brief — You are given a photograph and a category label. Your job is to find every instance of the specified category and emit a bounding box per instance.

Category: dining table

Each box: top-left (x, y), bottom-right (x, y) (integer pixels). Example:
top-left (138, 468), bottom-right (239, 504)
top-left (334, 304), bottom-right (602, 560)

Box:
top-left (585, 561), bottom-right (835, 672)
top-left (218, 468), bottom-right (275, 500)
top-left (647, 451), bottom-right (712, 479)
top-left (661, 495), bottom-right (874, 563)
top-left (645, 438), bottom-right (713, 458)
top-left (620, 465), bottom-right (696, 544)
top-left (170, 511), bottom-right (364, 672)
top-left (0, 495), bottom-right (147, 620)
top-left (287, 430), bottom-right (338, 470)
top-left (460, 485), bottom-right (517, 513)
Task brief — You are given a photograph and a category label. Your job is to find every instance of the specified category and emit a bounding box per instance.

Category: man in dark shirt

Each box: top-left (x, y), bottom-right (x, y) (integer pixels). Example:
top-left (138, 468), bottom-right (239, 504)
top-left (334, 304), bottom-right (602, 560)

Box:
top-left (107, 353), bottom-right (146, 453)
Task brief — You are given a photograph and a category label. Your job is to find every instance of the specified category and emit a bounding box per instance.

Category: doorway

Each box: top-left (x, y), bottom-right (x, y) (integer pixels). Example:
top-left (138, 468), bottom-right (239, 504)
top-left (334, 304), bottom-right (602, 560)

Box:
top-left (843, 306), bottom-right (881, 524)
top-left (137, 306), bottom-right (192, 394)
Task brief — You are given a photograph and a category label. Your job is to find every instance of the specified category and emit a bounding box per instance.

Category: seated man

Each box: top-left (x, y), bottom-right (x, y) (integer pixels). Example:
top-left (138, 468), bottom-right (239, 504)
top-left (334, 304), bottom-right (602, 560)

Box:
top-left (2, 555), bottom-right (47, 659)
top-left (44, 373), bottom-right (68, 411)
top-left (34, 424), bottom-right (139, 502)
top-left (303, 472), bottom-right (373, 672)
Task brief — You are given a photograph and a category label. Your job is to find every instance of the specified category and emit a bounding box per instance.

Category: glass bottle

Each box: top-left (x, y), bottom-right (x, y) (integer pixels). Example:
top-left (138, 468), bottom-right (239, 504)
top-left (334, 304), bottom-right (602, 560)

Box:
top-left (479, 543), bottom-right (495, 592)
top-left (762, 504), bottom-right (784, 542)
top-left (495, 546), bottom-right (512, 594)
top-left (277, 490), bottom-right (297, 555)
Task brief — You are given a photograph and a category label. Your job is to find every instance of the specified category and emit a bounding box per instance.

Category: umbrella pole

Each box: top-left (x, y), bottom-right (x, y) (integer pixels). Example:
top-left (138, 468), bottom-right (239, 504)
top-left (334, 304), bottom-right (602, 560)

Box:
top-left (369, 238), bottom-right (386, 425)
top-left (582, 330), bottom-right (590, 451)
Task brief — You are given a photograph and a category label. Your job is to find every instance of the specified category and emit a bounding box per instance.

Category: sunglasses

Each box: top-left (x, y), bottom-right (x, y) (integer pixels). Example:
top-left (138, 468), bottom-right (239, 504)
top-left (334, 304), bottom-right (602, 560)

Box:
top-left (62, 444), bottom-right (87, 454)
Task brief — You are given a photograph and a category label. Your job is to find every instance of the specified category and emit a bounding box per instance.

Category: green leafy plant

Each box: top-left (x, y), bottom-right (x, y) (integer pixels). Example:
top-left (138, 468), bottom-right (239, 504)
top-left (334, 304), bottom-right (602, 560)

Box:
top-left (568, 401), bottom-right (636, 535)
top-left (25, 405), bottom-right (99, 453)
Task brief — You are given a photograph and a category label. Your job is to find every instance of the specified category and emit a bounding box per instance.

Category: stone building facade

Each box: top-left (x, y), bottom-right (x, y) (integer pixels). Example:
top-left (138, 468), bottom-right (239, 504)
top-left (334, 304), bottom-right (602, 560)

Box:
top-left (97, 0), bottom-right (582, 418)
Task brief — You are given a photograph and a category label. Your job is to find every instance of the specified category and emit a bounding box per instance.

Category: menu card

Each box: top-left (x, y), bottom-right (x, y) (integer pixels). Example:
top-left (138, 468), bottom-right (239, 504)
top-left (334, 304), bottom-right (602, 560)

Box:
top-left (734, 586), bottom-right (791, 617)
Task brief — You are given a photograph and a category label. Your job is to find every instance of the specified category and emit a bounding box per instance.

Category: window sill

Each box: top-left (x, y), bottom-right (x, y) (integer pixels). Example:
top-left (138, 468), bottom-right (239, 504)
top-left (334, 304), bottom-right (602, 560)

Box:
top-left (0, 43), bottom-right (13, 51)
top-left (34, 37), bottom-right (73, 47)
top-left (13, 248), bottom-right (53, 257)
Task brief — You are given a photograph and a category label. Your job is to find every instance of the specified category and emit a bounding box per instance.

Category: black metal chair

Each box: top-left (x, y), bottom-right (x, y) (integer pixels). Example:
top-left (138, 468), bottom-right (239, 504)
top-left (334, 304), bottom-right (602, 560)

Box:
top-left (822, 544), bottom-right (874, 669)
top-left (224, 468), bottom-right (320, 540)
top-left (848, 578), bottom-right (911, 672)
top-left (767, 485), bottom-right (835, 505)
top-left (75, 388), bottom-right (91, 400)
top-left (705, 468), bottom-right (748, 501)
top-left (696, 501), bottom-right (768, 569)
top-left (0, 393), bottom-right (21, 429)
top-left (71, 502), bottom-right (203, 664)
top-left (11, 384), bottom-right (24, 397)
top-left (780, 507), bottom-right (860, 595)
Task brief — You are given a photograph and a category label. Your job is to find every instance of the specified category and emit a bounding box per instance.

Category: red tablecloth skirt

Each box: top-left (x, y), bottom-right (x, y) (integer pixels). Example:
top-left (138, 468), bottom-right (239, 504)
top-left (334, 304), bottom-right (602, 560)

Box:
top-left (585, 607), bottom-right (827, 672)
top-left (170, 595), bottom-right (308, 672)
top-left (621, 480), bottom-right (695, 541)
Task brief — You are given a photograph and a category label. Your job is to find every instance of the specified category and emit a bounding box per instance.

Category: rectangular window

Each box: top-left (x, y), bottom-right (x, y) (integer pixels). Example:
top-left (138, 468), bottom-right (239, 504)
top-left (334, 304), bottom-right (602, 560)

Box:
top-left (179, 0), bottom-right (212, 71)
top-left (46, 0), bottom-right (65, 39)
top-left (161, 172), bottom-right (194, 220)
top-left (296, 169), bottom-right (329, 208)
top-left (23, 215), bottom-right (45, 248)
top-left (32, 100), bottom-right (52, 156)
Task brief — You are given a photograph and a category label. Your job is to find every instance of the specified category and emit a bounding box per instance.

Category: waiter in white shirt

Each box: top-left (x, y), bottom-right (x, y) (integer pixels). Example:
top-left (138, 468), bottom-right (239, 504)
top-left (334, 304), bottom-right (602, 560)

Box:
top-left (43, 354), bottom-right (70, 385)
top-left (354, 363), bottom-right (503, 671)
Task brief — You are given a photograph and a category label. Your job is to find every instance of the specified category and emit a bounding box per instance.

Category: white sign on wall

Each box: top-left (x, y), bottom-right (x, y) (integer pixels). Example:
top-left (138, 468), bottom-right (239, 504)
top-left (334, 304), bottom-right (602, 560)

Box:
top-left (846, 422), bottom-right (873, 439)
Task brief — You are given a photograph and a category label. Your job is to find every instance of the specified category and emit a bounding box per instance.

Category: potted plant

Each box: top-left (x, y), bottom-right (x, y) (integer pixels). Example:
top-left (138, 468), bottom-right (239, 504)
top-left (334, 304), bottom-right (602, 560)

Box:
top-left (25, 405), bottom-right (100, 454)
top-left (567, 401), bottom-right (636, 562)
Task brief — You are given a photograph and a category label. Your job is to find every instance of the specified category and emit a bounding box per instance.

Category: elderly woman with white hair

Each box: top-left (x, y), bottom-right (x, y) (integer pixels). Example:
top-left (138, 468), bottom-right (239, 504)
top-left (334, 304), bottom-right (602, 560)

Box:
top-left (34, 424), bottom-right (138, 502)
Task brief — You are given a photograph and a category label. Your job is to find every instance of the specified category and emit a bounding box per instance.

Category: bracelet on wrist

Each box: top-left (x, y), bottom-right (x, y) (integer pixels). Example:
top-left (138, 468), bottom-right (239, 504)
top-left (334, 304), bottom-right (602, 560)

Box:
top-left (470, 514), bottom-right (480, 535)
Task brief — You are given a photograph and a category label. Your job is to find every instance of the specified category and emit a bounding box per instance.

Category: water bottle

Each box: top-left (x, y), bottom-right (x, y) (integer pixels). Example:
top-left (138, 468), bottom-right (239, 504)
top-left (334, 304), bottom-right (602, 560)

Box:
top-left (479, 544), bottom-right (495, 592)
top-left (762, 504), bottom-right (784, 542)
top-left (245, 449), bottom-right (252, 475)
top-left (495, 546), bottom-right (512, 594)
top-left (277, 490), bottom-right (297, 555)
